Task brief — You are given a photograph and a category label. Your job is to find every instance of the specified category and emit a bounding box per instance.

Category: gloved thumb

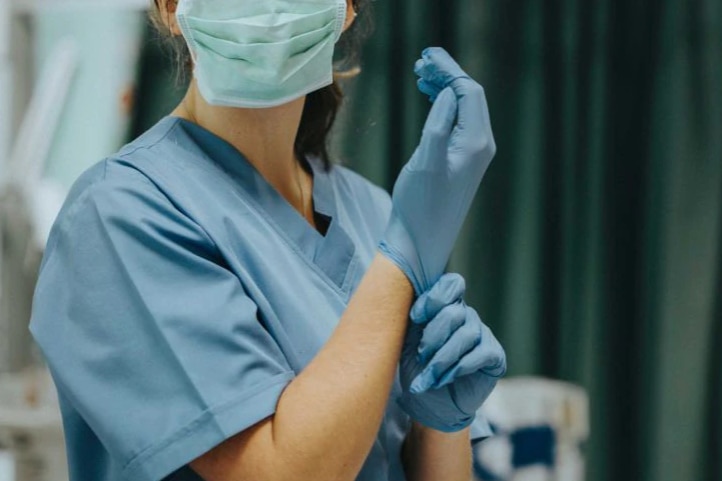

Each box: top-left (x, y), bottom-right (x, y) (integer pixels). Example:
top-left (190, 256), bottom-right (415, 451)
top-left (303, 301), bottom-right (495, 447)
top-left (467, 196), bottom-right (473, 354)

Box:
top-left (410, 273), bottom-right (466, 324)
top-left (416, 87), bottom-right (457, 167)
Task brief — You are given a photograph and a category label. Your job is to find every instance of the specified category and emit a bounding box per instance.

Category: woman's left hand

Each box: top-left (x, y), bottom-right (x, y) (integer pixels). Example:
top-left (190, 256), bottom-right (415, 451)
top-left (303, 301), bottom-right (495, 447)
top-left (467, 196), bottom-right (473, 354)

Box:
top-left (399, 273), bottom-right (507, 433)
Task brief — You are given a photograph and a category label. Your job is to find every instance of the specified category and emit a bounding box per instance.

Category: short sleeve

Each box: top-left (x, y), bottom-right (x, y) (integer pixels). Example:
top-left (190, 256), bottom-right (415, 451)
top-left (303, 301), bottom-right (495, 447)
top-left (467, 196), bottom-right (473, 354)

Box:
top-left (30, 166), bottom-right (295, 481)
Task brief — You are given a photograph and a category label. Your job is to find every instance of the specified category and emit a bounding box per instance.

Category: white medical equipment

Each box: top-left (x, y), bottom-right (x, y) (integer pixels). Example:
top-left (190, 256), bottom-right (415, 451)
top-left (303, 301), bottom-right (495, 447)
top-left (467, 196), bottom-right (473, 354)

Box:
top-left (0, 369), bottom-right (66, 481)
top-left (473, 377), bottom-right (589, 481)
top-left (0, 449), bottom-right (15, 481)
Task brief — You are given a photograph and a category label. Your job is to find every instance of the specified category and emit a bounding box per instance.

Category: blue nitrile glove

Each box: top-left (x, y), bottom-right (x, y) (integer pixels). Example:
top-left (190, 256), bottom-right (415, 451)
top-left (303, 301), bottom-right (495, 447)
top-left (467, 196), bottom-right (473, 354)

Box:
top-left (379, 47), bottom-right (496, 294)
top-left (398, 274), bottom-right (507, 433)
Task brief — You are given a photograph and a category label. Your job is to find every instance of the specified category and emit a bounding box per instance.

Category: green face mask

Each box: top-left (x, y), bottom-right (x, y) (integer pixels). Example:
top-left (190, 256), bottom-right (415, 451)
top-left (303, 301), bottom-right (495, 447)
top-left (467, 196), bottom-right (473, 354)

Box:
top-left (176, 0), bottom-right (348, 108)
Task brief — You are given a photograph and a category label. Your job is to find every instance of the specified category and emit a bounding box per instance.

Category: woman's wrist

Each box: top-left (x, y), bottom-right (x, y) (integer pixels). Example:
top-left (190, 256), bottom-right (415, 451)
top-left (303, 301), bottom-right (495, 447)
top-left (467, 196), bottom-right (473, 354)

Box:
top-left (372, 252), bottom-right (415, 294)
top-left (403, 422), bottom-right (472, 481)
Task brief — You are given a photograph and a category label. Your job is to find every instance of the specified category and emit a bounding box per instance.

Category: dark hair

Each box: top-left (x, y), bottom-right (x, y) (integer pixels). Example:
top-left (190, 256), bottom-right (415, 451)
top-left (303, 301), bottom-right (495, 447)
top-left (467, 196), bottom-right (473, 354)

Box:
top-left (150, 0), bottom-right (373, 171)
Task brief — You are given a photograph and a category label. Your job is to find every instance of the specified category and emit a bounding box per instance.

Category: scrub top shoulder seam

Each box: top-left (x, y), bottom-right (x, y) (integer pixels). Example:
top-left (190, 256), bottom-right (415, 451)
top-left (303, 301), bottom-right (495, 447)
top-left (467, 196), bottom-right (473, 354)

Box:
top-left (116, 116), bottom-right (181, 160)
top-left (105, 161), bottom-right (222, 255)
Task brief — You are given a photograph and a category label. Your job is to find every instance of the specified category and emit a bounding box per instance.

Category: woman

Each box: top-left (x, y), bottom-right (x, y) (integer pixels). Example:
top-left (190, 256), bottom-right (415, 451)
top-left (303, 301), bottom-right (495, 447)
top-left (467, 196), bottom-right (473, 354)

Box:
top-left (29, 0), bottom-right (505, 480)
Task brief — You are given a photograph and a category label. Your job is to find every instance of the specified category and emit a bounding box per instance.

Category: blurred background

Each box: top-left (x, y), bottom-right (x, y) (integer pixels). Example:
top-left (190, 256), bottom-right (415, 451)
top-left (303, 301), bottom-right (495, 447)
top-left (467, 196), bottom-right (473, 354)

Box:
top-left (0, 0), bottom-right (720, 480)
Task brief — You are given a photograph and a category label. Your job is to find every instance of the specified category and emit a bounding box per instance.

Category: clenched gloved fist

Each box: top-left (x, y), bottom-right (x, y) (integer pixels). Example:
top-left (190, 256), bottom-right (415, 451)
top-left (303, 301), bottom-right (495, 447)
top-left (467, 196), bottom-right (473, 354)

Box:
top-left (398, 273), bottom-right (506, 432)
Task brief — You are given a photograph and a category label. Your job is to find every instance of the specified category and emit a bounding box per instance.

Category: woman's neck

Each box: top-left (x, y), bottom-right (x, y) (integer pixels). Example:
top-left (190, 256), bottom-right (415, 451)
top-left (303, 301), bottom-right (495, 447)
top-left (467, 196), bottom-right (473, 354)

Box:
top-left (172, 80), bottom-right (315, 224)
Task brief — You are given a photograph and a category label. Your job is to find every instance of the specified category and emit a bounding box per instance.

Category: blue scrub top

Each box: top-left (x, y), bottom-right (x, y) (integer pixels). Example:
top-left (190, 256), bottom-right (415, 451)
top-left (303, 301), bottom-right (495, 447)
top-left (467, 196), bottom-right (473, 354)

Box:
top-left (29, 117), bottom-right (412, 481)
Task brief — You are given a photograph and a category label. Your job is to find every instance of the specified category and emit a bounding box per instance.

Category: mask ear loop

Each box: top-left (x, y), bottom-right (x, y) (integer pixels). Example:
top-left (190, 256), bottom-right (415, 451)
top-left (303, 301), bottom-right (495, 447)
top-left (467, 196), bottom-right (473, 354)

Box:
top-left (174, 0), bottom-right (200, 67)
top-left (332, 0), bottom-right (349, 42)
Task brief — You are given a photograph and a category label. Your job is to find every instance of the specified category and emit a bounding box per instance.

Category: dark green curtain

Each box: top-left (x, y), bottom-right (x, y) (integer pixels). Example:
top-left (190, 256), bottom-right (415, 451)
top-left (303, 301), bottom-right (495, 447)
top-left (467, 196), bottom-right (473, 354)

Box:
top-left (334, 1), bottom-right (722, 481)
top-left (133, 1), bottom-right (722, 480)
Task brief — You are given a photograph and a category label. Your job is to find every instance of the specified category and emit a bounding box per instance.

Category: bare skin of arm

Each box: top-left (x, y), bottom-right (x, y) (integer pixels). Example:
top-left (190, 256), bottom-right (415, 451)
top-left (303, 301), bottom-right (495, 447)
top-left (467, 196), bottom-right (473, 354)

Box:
top-left (191, 255), bottom-right (414, 481)
top-left (403, 423), bottom-right (473, 481)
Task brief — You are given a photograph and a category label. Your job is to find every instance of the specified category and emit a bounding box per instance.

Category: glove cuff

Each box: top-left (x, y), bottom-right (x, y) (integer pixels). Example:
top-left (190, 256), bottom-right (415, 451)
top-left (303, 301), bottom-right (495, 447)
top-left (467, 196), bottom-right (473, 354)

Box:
top-left (378, 242), bottom-right (423, 295)
top-left (379, 213), bottom-right (428, 295)
top-left (397, 393), bottom-right (475, 433)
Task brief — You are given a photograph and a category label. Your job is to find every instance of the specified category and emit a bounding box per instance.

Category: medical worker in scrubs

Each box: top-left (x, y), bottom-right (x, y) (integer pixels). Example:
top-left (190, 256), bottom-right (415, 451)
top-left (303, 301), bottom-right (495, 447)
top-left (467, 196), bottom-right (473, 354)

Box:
top-left (30, 0), bottom-right (506, 480)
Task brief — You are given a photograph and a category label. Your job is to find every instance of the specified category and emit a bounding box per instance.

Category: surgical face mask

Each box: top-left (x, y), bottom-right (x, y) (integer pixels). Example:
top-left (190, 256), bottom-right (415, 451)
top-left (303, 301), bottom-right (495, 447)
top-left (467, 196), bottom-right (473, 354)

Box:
top-left (176, 0), bottom-right (348, 108)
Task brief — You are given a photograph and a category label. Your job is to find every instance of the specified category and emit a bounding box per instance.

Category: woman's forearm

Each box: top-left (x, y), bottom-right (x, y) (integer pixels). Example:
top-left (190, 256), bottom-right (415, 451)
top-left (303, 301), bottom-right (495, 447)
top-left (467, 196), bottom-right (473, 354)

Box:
top-left (271, 254), bottom-right (413, 477)
top-left (191, 254), bottom-right (414, 481)
top-left (402, 423), bottom-right (472, 481)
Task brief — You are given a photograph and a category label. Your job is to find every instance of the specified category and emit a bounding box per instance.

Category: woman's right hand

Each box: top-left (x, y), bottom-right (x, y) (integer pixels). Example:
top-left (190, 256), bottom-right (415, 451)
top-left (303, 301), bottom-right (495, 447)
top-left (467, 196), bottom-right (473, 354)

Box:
top-left (379, 47), bottom-right (497, 295)
top-left (399, 273), bottom-right (506, 433)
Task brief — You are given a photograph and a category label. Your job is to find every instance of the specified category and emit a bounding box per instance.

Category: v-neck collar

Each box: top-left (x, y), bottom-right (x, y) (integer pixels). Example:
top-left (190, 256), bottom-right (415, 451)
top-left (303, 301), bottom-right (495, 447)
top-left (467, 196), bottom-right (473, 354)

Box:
top-left (170, 116), bottom-right (357, 293)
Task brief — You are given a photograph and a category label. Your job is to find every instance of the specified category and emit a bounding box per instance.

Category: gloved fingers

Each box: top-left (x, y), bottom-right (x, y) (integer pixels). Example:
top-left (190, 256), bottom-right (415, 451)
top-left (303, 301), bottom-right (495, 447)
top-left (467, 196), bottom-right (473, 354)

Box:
top-left (447, 93), bottom-right (495, 180)
top-left (416, 48), bottom-right (492, 153)
top-left (402, 323), bottom-right (425, 357)
top-left (455, 80), bottom-right (488, 137)
top-left (417, 302), bottom-right (467, 364)
top-left (404, 88), bottom-right (456, 172)
top-left (410, 273), bottom-right (466, 324)
top-left (477, 322), bottom-right (507, 377)
top-left (415, 88), bottom-right (457, 169)
top-left (442, 309), bottom-right (507, 380)
top-left (410, 320), bottom-right (481, 394)
top-left (414, 47), bottom-right (470, 91)
top-left (416, 48), bottom-right (477, 131)
top-left (417, 78), bottom-right (442, 103)
top-left (452, 371), bottom-right (500, 416)
top-left (433, 328), bottom-right (507, 390)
